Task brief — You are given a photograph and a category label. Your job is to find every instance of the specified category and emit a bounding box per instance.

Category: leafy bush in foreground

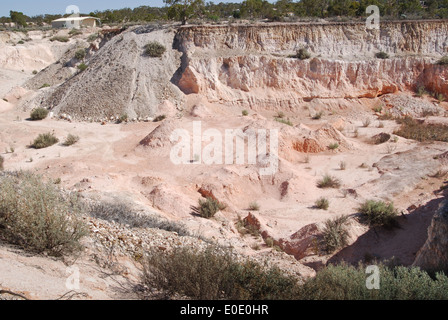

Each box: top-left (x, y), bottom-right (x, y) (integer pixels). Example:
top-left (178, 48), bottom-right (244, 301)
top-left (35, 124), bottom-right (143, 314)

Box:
top-left (0, 171), bottom-right (88, 256)
top-left (300, 263), bottom-right (448, 300)
top-left (142, 246), bottom-right (301, 300)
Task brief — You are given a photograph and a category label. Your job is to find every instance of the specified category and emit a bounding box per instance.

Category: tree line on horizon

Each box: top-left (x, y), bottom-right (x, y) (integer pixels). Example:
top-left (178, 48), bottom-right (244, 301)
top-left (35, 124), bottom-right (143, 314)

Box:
top-left (2, 0), bottom-right (448, 27)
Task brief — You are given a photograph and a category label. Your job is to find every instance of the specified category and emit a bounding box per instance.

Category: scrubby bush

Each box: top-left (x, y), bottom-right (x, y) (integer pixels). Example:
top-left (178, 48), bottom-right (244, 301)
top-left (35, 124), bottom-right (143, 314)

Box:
top-left (249, 201), bottom-right (260, 211)
top-left (87, 33), bottom-right (99, 42)
top-left (317, 174), bottom-right (341, 189)
top-left (394, 116), bottom-right (448, 142)
top-left (242, 110), bottom-right (249, 116)
top-left (141, 245), bottom-right (301, 300)
top-left (117, 113), bottom-right (128, 123)
top-left (39, 83), bottom-right (50, 89)
top-left (153, 115), bottom-right (166, 122)
top-left (416, 86), bottom-right (428, 97)
top-left (300, 263), bottom-right (448, 300)
top-left (293, 48), bottom-right (311, 60)
top-left (358, 200), bottom-right (398, 229)
top-left (62, 134), bottom-right (80, 146)
top-left (77, 63), bottom-right (88, 72)
top-left (144, 41), bottom-right (166, 58)
top-left (235, 216), bottom-right (260, 237)
top-left (30, 132), bottom-right (59, 149)
top-left (375, 51), bottom-right (389, 59)
top-left (0, 171), bottom-right (88, 256)
top-left (75, 49), bottom-right (86, 60)
top-left (315, 197), bottom-right (329, 210)
top-left (30, 107), bottom-right (49, 120)
top-left (198, 197), bottom-right (220, 218)
top-left (32, 70), bottom-right (38, 75)
top-left (88, 201), bottom-right (189, 236)
top-left (328, 142), bottom-right (339, 150)
top-left (0, 155), bottom-right (4, 171)
top-left (50, 36), bottom-right (69, 42)
top-left (437, 56), bottom-right (448, 66)
top-left (321, 215), bottom-right (349, 253)
top-left (275, 117), bottom-right (293, 126)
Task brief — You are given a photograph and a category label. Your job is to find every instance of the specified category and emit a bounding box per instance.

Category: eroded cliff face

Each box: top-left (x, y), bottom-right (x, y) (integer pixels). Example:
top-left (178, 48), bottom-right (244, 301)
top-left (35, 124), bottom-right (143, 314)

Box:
top-left (413, 200), bottom-right (448, 274)
top-left (174, 21), bottom-right (448, 108)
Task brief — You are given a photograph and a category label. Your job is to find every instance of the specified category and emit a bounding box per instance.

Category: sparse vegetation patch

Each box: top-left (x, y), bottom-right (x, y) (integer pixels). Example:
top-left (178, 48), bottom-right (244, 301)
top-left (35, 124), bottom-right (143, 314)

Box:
top-left (358, 200), bottom-right (398, 229)
top-left (0, 171), bottom-right (88, 256)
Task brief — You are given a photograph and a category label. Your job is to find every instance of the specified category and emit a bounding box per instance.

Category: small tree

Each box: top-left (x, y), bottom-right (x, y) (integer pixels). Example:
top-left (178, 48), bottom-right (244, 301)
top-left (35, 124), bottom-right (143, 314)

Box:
top-left (164, 0), bottom-right (205, 25)
top-left (10, 11), bottom-right (27, 28)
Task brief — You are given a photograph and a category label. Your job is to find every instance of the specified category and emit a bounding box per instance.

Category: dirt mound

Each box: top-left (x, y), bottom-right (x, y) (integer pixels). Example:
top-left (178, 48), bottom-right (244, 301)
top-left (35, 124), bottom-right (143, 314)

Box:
top-left (139, 120), bottom-right (176, 148)
top-left (34, 26), bottom-right (184, 120)
top-left (289, 123), bottom-right (353, 154)
top-left (381, 93), bottom-right (444, 118)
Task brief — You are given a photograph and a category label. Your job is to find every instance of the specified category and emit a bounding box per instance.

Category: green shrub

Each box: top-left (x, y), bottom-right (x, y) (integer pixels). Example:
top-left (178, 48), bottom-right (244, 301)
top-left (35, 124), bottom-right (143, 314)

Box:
top-left (373, 105), bottom-right (383, 113)
top-left (117, 113), bottom-right (128, 123)
top-left (328, 142), bottom-right (339, 150)
top-left (77, 63), bottom-right (88, 72)
top-left (39, 83), bottom-right (50, 89)
top-left (153, 115), bottom-right (166, 122)
top-left (74, 49), bottom-right (86, 60)
top-left (30, 132), bottom-right (59, 149)
top-left (32, 70), bottom-right (38, 75)
top-left (144, 41), bottom-right (166, 58)
top-left (358, 200), bottom-right (398, 229)
top-left (50, 36), bottom-right (69, 42)
top-left (315, 197), bottom-right (329, 210)
top-left (69, 29), bottom-right (82, 36)
top-left (198, 197), bottom-right (220, 218)
top-left (293, 48), bottom-right (311, 60)
top-left (87, 33), bottom-right (98, 42)
top-left (62, 134), bottom-right (79, 146)
top-left (317, 174), bottom-right (341, 189)
top-left (275, 117), bottom-right (293, 126)
top-left (437, 56), bottom-right (448, 66)
top-left (30, 107), bottom-right (49, 120)
top-left (17, 40), bottom-right (24, 44)
top-left (300, 263), bottom-right (448, 300)
top-left (141, 245), bottom-right (301, 300)
top-left (242, 110), bottom-right (249, 116)
top-left (321, 215), bottom-right (349, 253)
top-left (0, 171), bottom-right (88, 256)
top-left (235, 216), bottom-right (260, 237)
top-left (416, 86), bottom-right (428, 97)
top-left (375, 51), bottom-right (389, 59)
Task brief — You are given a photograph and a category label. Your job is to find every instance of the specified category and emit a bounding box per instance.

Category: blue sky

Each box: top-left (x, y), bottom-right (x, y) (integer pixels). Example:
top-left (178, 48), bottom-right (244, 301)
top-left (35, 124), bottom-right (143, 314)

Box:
top-left (0, 0), bottom-right (250, 17)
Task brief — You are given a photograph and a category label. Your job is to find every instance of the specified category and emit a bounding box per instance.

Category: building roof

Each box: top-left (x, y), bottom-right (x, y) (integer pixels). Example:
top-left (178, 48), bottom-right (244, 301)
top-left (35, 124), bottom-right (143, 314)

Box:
top-left (52, 16), bottom-right (100, 22)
